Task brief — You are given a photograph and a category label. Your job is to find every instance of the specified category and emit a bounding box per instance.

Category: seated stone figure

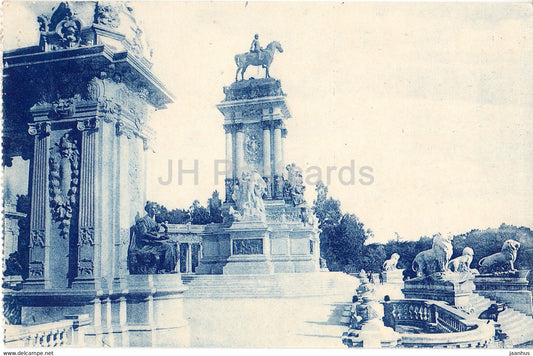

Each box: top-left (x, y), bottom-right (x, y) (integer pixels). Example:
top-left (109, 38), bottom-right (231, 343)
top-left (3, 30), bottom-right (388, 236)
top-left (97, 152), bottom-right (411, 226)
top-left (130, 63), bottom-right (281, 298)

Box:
top-left (128, 201), bottom-right (178, 274)
top-left (478, 239), bottom-right (520, 274)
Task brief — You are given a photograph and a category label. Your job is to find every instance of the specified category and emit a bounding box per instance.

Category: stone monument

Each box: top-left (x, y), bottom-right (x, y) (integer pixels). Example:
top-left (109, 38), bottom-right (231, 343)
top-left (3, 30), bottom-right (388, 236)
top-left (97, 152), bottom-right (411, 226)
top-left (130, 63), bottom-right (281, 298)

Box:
top-left (381, 253), bottom-right (403, 285)
top-left (402, 234), bottom-right (478, 313)
top-left (474, 240), bottom-right (532, 315)
top-left (197, 38), bottom-right (320, 275)
top-left (2, 2), bottom-right (189, 346)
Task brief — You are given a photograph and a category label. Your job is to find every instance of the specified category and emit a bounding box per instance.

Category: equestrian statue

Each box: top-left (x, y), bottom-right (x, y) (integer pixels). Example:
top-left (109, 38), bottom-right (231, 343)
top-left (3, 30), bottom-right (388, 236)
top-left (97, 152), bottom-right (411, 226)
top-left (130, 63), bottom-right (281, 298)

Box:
top-left (235, 34), bottom-right (284, 81)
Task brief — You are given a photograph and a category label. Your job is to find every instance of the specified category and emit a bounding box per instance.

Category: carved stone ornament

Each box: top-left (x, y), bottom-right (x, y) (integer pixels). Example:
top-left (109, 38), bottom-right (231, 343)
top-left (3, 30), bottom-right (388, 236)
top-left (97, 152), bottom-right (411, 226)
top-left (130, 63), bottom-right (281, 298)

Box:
top-left (244, 132), bottom-right (261, 162)
top-left (28, 122), bottom-right (51, 136)
top-left (51, 94), bottom-right (83, 117)
top-left (49, 133), bottom-right (80, 239)
top-left (232, 238), bottom-right (263, 255)
top-left (79, 226), bottom-right (95, 246)
top-left (29, 229), bottom-right (46, 248)
top-left (29, 261), bottom-right (44, 278)
top-left (101, 98), bottom-right (121, 122)
top-left (93, 2), bottom-right (121, 28)
top-left (38, 2), bottom-right (83, 50)
top-left (78, 258), bottom-right (94, 276)
top-left (77, 118), bottom-right (99, 131)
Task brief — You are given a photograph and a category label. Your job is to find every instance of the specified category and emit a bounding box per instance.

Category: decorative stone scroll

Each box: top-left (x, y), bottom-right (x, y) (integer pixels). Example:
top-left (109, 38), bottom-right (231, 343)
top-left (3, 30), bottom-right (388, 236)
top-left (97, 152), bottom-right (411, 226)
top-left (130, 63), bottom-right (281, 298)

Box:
top-left (232, 238), bottom-right (263, 255)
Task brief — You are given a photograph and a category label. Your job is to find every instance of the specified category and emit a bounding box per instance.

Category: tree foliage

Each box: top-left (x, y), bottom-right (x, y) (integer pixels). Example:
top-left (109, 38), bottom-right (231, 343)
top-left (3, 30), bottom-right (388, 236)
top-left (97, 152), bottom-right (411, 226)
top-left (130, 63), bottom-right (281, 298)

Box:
top-left (312, 181), bottom-right (373, 273)
top-left (154, 190), bottom-right (224, 225)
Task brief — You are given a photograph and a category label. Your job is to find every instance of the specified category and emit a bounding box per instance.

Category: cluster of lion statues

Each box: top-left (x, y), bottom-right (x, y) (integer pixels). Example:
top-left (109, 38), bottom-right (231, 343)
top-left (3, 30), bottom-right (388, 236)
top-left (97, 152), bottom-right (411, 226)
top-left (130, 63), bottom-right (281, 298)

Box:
top-left (382, 235), bottom-right (521, 279)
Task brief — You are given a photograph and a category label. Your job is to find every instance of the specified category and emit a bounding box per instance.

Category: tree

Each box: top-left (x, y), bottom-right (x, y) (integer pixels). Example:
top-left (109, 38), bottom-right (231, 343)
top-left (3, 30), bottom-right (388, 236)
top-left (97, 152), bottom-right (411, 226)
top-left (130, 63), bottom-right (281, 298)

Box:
top-left (207, 190), bottom-right (223, 223)
top-left (189, 200), bottom-right (211, 225)
top-left (312, 181), bottom-right (372, 272)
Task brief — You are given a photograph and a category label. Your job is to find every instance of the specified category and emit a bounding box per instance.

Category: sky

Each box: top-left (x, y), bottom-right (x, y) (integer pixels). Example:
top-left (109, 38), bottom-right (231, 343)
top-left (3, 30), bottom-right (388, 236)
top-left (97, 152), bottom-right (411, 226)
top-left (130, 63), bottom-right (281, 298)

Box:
top-left (3, 1), bottom-right (533, 243)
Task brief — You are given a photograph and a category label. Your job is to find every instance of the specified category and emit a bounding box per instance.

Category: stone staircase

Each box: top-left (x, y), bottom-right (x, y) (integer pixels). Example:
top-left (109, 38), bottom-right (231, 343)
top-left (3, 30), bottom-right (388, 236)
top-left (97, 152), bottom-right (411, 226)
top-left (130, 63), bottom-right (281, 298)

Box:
top-left (180, 272), bottom-right (357, 299)
top-left (470, 292), bottom-right (533, 347)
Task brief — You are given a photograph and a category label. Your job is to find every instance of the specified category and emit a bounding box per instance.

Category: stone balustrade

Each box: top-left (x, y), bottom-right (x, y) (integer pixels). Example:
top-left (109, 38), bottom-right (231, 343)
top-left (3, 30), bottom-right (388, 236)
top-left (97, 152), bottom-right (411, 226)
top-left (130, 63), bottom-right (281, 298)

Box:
top-left (4, 315), bottom-right (90, 347)
top-left (383, 299), bottom-right (494, 348)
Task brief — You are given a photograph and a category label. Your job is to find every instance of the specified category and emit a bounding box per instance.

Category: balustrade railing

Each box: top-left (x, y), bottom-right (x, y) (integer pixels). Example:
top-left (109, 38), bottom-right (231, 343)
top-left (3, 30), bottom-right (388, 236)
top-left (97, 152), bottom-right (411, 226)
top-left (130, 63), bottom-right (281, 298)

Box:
top-left (381, 299), bottom-right (494, 348)
top-left (4, 315), bottom-right (90, 347)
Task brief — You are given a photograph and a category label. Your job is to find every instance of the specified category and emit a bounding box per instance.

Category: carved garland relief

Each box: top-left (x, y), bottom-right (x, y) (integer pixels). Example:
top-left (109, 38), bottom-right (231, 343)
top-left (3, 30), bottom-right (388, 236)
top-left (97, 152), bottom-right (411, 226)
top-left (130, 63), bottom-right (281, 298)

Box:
top-left (49, 132), bottom-right (80, 239)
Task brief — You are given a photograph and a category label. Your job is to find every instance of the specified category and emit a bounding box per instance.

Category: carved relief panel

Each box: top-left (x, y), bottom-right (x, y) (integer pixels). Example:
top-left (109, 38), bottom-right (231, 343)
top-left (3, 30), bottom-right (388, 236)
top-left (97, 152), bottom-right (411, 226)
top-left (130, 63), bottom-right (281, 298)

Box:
top-left (243, 123), bottom-right (263, 173)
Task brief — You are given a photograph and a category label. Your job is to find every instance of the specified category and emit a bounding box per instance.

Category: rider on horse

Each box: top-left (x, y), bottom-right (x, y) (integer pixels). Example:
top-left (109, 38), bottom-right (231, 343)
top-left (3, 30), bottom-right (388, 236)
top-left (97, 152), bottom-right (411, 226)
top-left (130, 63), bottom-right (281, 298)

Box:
top-left (250, 34), bottom-right (263, 60)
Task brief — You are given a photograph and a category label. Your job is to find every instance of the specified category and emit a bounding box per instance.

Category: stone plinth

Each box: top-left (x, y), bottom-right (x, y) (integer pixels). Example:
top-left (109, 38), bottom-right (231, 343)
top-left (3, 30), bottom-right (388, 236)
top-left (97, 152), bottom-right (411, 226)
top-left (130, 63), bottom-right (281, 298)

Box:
top-left (222, 220), bottom-right (274, 275)
top-left (402, 273), bottom-right (476, 312)
top-left (197, 201), bottom-right (320, 275)
top-left (11, 274), bottom-right (189, 347)
top-left (474, 270), bottom-right (532, 316)
top-left (126, 274), bottom-right (190, 347)
top-left (382, 269), bottom-right (404, 285)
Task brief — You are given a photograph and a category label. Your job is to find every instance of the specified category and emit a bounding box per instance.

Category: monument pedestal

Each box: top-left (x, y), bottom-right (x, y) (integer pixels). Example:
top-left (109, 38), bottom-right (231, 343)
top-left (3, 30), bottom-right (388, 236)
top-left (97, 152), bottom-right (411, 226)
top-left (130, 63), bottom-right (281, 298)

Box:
top-left (382, 269), bottom-right (404, 285)
top-left (402, 273), bottom-right (475, 312)
top-left (12, 274), bottom-right (189, 347)
top-left (222, 220), bottom-right (274, 275)
top-left (474, 270), bottom-right (532, 316)
top-left (125, 274), bottom-right (190, 347)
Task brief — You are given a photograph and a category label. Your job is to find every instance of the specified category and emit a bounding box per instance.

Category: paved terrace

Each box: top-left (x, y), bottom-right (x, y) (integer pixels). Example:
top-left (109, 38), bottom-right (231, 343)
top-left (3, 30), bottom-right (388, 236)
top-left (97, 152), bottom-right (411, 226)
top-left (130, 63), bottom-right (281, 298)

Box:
top-left (184, 294), bottom-right (353, 348)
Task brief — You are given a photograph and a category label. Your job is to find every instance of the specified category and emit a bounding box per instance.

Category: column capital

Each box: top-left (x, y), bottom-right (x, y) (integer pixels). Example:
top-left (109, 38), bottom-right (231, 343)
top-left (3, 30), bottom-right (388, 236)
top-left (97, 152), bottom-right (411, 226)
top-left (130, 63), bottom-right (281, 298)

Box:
top-left (27, 122), bottom-right (51, 136)
top-left (77, 118), bottom-right (100, 132)
top-left (223, 124), bottom-right (234, 134)
top-left (234, 123), bottom-right (244, 133)
top-left (272, 120), bottom-right (283, 130)
top-left (261, 120), bottom-right (272, 130)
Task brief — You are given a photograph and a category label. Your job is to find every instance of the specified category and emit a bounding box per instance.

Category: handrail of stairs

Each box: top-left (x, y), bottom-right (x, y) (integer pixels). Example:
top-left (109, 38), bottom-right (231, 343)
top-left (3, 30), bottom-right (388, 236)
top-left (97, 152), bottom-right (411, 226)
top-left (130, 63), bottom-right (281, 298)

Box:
top-left (383, 299), bottom-right (494, 348)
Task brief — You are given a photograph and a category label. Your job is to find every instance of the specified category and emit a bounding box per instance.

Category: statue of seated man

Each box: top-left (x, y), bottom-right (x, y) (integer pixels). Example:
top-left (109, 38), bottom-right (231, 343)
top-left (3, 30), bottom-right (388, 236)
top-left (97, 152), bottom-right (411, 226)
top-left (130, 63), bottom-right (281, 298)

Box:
top-left (128, 201), bottom-right (178, 274)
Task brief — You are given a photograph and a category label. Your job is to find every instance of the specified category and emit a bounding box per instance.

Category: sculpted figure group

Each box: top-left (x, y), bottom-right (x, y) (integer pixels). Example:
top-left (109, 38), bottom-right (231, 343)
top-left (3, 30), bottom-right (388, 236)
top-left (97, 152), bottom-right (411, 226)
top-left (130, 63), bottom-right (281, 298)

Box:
top-left (407, 234), bottom-right (521, 279)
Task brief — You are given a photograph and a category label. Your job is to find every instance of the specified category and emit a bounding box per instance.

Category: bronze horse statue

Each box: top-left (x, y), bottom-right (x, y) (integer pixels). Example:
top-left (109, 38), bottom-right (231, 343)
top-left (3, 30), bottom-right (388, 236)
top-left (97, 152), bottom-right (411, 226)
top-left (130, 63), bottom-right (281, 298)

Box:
top-left (235, 41), bottom-right (283, 81)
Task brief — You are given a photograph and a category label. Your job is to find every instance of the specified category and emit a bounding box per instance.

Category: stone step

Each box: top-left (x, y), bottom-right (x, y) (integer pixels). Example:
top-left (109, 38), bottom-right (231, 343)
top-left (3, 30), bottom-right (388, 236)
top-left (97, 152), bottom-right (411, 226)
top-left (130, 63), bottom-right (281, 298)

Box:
top-left (182, 272), bottom-right (358, 299)
top-left (471, 292), bottom-right (533, 347)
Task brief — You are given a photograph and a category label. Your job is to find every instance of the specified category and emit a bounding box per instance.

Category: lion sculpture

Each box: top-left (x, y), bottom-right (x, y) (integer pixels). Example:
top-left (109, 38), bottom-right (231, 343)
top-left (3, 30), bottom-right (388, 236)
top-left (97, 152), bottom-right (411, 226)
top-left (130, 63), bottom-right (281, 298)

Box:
top-left (478, 239), bottom-right (520, 274)
top-left (382, 253), bottom-right (400, 271)
top-left (412, 233), bottom-right (453, 278)
top-left (447, 247), bottom-right (477, 273)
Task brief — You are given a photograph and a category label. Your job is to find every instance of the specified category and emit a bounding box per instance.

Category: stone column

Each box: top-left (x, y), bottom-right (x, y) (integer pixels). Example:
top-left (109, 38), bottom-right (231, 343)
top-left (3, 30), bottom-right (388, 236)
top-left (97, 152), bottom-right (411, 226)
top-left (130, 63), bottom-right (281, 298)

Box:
top-left (273, 121), bottom-right (283, 199)
top-left (281, 128), bottom-right (287, 171)
top-left (235, 124), bottom-right (244, 178)
top-left (27, 122), bottom-right (51, 288)
top-left (262, 121), bottom-right (272, 198)
top-left (115, 122), bottom-right (132, 288)
top-left (224, 125), bottom-right (234, 202)
top-left (74, 118), bottom-right (99, 288)
top-left (186, 243), bottom-right (192, 273)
